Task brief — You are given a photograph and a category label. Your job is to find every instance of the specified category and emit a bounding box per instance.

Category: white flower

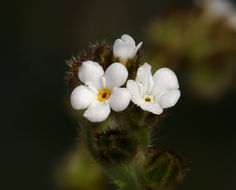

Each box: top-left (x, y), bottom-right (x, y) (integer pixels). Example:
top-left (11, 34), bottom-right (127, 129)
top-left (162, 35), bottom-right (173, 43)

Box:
top-left (113, 34), bottom-right (143, 63)
top-left (127, 63), bottom-right (180, 114)
top-left (71, 61), bottom-right (131, 122)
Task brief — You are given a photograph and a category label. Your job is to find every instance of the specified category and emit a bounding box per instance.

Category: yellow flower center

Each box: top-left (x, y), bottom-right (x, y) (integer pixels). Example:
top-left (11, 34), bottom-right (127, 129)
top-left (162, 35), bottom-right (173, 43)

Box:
top-left (98, 89), bottom-right (111, 102)
top-left (144, 95), bottom-right (153, 103)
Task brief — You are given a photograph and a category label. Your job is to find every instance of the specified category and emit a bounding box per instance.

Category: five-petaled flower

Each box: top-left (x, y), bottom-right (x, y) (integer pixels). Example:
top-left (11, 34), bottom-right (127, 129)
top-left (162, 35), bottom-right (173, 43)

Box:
top-left (113, 34), bottom-right (142, 64)
top-left (127, 63), bottom-right (180, 114)
top-left (71, 61), bottom-right (131, 122)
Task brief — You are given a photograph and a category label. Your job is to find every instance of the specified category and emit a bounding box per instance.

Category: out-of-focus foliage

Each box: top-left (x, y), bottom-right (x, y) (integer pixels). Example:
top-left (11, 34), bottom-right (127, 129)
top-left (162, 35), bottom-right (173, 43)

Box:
top-left (56, 142), bottom-right (106, 190)
top-left (147, 4), bottom-right (236, 102)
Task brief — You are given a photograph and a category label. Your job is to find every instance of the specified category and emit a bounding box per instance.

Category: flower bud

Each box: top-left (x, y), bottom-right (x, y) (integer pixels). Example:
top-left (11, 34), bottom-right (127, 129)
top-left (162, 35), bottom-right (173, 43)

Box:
top-left (144, 150), bottom-right (184, 190)
top-left (96, 129), bottom-right (138, 164)
top-left (113, 34), bottom-right (142, 64)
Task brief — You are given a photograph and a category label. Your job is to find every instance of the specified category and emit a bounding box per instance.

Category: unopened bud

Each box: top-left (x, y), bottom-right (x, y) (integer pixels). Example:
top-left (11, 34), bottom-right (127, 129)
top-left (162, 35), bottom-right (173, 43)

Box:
top-left (96, 129), bottom-right (138, 165)
top-left (144, 150), bottom-right (184, 190)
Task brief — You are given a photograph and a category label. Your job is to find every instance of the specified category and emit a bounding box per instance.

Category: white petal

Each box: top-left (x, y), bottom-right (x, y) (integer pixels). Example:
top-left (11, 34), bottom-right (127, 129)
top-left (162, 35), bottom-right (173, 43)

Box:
top-left (78, 61), bottom-right (104, 91)
top-left (71, 85), bottom-right (97, 110)
top-left (135, 63), bottom-right (153, 95)
top-left (140, 102), bottom-right (163, 115)
top-left (121, 34), bottom-right (135, 46)
top-left (83, 101), bottom-right (110, 122)
top-left (104, 62), bottom-right (128, 88)
top-left (113, 41), bottom-right (135, 61)
top-left (151, 68), bottom-right (179, 97)
top-left (157, 90), bottom-right (180, 109)
top-left (109, 87), bottom-right (131, 112)
top-left (135, 42), bottom-right (143, 52)
top-left (127, 80), bottom-right (142, 105)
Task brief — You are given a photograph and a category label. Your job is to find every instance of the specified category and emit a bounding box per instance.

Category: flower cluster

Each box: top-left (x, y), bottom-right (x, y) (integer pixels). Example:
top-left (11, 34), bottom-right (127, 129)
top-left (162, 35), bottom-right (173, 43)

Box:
top-left (70, 34), bottom-right (180, 122)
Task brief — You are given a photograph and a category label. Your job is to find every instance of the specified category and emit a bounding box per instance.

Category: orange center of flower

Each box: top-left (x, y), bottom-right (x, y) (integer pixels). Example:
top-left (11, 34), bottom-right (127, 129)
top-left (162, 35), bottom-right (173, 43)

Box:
top-left (98, 89), bottom-right (111, 101)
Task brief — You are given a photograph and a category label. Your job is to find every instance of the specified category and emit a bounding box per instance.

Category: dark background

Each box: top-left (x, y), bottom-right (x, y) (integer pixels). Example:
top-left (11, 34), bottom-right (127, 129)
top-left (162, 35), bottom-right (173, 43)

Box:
top-left (1, 0), bottom-right (235, 190)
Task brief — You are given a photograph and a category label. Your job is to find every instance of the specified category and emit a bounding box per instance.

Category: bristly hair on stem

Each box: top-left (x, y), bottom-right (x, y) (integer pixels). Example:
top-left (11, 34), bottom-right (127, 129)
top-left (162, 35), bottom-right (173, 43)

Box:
top-left (65, 39), bottom-right (144, 91)
top-left (83, 121), bottom-right (142, 190)
top-left (65, 41), bottom-right (113, 91)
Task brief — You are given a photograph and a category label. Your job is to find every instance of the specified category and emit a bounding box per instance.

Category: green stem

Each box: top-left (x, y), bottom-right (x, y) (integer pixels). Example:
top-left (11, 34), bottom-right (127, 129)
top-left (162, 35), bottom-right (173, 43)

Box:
top-left (84, 124), bottom-right (140, 190)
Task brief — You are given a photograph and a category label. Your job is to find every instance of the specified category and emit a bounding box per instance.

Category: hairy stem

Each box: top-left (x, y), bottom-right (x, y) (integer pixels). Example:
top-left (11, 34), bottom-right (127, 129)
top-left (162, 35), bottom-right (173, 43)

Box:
top-left (84, 124), bottom-right (141, 190)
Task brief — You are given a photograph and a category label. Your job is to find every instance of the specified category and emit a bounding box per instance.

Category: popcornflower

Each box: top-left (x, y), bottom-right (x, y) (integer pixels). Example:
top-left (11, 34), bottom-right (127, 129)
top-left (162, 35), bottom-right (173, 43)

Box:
top-left (66, 33), bottom-right (185, 190)
top-left (71, 61), bottom-right (131, 122)
top-left (127, 63), bottom-right (180, 114)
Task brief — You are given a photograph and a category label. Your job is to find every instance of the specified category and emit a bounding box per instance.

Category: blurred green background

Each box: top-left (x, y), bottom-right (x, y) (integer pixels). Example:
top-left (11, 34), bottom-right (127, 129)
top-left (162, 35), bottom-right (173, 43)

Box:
top-left (1, 0), bottom-right (236, 190)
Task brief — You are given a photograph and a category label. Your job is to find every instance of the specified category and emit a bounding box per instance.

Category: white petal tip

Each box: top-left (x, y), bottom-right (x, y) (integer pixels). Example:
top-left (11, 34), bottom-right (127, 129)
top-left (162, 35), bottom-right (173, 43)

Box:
top-left (83, 102), bottom-right (110, 122)
top-left (140, 103), bottom-right (163, 115)
top-left (70, 85), bottom-right (96, 110)
top-left (136, 42), bottom-right (143, 50)
top-left (159, 90), bottom-right (181, 109)
top-left (104, 62), bottom-right (128, 88)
